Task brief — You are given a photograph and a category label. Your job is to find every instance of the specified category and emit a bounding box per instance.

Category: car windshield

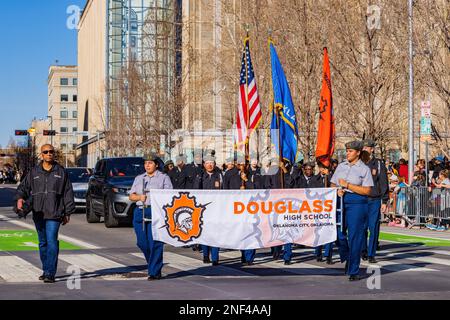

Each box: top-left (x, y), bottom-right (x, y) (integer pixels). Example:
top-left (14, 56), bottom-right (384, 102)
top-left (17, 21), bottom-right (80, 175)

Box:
top-left (107, 159), bottom-right (144, 177)
top-left (67, 168), bottom-right (92, 183)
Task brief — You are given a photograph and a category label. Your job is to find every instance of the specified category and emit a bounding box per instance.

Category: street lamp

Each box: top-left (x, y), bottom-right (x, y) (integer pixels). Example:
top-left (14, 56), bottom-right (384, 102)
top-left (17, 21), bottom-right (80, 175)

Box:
top-left (408, 0), bottom-right (415, 184)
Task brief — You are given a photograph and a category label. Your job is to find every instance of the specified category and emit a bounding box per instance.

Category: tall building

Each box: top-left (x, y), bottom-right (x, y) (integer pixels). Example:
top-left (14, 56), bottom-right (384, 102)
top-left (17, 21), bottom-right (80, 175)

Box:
top-left (48, 65), bottom-right (78, 166)
top-left (77, 0), bottom-right (179, 167)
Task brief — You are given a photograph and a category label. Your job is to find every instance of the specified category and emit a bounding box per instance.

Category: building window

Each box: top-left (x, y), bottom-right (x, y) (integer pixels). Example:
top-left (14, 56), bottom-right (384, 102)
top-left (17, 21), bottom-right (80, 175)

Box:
top-left (60, 78), bottom-right (68, 86)
top-left (73, 78), bottom-right (78, 86)
top-left (61, 95), bottom-right (69, 102)
top-left (61, 143), bottom-right (67, 150)
top-left (60, 111), bottom-right (68, 118)
top-left (73, 95), bottom-right (78, 102)
top-left (73, 127), bottom-right (77, 132)
top-left (60, 127), bottom-right (68, 133)
top-left (72, 111), bottom-right (78, 118)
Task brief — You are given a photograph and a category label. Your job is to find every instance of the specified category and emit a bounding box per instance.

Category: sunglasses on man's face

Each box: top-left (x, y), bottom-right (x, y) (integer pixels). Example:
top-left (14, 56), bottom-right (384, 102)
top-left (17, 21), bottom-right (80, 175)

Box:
top-left (42, 150), bottom-right (55, 155)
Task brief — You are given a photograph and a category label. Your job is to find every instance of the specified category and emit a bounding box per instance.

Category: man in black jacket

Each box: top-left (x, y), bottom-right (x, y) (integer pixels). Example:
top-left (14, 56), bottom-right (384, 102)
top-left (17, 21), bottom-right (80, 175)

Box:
top-left (16, 144), bottom-right (75, 283)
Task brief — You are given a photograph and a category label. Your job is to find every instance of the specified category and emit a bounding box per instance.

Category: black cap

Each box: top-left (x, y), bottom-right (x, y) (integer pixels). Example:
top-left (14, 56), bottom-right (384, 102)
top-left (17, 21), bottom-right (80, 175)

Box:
top-left (362, 139), bottom-right (376, 148)
top-left (165, 160), bottom-right (174, 166)
top-left (345, 140), bottom-right (363, 151)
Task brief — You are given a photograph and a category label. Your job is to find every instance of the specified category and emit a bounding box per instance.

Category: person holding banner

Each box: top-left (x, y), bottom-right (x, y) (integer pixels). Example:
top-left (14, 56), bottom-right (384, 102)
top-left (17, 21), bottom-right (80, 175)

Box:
top-left (312, 162), bottom-right (335, 264)
top-left (193, 154), bottom-right (223, 266)
top-left (330, 141), bottom-right (374, 281)
top-left (129, 153), bottom-right (173, 280)
top-left (266, 159), bottom-right (294, 264)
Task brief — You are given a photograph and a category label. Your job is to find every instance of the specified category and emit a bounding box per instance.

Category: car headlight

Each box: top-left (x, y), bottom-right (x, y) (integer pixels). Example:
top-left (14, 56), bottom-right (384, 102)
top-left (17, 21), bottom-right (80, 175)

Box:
top-left (112, 188), bottom-right (130, 195)
top-left (74, 191), bottom-right (87, 199)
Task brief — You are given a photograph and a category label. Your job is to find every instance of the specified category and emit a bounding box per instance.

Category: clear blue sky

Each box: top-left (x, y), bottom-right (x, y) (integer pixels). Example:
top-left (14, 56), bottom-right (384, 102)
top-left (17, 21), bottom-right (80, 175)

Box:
top-left (0, 0), bottom-right (86, 148)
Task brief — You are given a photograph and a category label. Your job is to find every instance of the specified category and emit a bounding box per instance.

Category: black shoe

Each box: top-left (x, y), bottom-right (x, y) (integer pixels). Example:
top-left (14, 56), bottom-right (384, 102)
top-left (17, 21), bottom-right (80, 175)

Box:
top-left (246, 261), bottom-right (254, 266)
top-left (316, 255), bottom-right (323, 262)
top-left (212, 261), bottom-right (219, 266)
top-left (203, 257), bottom-right (211, 264)
top-left (39, 274), bottom-right (45, 281)
top-left (43, 276), bottom-right (55, 283)
top-left (147, 274), bottom-right (162, 281)
top-left (361, 252), bottom-right (368, 261)
top-left (344, 261), bottom-right (349, 275)
top-left (326, 256), bottom-right (333, 265)
top-left (348, 275), bottom-right (361, 281)
top-left (368, 257), bottom-right (378, 264)
top-left (272, 252), bottom-right (280, 260)
top-left (284, 260), bottom-right (292, 265)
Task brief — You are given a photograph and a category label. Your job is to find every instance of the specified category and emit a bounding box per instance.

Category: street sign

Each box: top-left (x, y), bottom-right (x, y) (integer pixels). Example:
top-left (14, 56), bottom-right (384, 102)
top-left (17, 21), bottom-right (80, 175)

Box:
top-left (420, 101), bottom-right (432, 141)
top-left (75, 131), bottom-right (89, 136)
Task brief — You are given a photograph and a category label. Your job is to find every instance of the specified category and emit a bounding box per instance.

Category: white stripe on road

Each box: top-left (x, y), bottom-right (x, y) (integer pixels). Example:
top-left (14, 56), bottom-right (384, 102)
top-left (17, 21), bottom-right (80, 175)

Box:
top-left (131, 252), bottom-right (254, 277)
top-left (59, 254), bottom-right (125, 273)
top-left (0, 214), bottom-right (101, 250)
top-left (381, 252), bottom-right (450, 267)
top-left (0, 256), bottom-right (42, 283)
top-left (360, 260), bottom-right (437, 272)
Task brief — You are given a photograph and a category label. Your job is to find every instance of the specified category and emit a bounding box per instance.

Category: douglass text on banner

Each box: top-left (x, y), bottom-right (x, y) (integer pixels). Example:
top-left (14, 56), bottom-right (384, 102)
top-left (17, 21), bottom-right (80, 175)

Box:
top-left (150, 188), bottom-right (337, 250)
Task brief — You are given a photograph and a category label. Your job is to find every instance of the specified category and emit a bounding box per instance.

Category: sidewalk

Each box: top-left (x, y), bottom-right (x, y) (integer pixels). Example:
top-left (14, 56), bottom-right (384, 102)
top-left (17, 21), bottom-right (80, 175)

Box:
top-left (381, 225), bottom-right (450, 241)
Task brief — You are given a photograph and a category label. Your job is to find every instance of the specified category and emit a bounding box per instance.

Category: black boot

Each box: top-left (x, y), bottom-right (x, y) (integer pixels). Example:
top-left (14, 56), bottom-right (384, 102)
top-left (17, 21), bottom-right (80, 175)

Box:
top-left (361, 251), bottom-right (368, 261)
top-left (326, 256), bottom-right (333, 265)
top-left (316, 255), bottom-right (323, 262)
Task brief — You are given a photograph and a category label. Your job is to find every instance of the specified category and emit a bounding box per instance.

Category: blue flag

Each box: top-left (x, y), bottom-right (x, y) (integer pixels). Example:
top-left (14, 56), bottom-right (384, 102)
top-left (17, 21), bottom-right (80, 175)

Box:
top-left (269, 41), bottom-right (299, 164)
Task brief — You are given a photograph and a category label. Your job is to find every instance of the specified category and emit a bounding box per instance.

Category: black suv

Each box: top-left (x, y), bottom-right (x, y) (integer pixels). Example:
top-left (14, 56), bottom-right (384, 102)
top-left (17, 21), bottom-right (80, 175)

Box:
top-left (86, 157), bottom-right (144, 228)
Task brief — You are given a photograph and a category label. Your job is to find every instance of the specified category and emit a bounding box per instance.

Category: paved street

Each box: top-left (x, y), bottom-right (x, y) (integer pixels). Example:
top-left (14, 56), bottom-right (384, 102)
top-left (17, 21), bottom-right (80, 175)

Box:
top-left (1, 184), bottom-right (450, 300)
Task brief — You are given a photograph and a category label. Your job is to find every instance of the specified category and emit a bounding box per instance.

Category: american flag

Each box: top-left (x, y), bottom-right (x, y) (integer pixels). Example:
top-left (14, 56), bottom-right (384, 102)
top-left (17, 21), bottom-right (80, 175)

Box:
top-left (236, 38), bottom-right (262, 151)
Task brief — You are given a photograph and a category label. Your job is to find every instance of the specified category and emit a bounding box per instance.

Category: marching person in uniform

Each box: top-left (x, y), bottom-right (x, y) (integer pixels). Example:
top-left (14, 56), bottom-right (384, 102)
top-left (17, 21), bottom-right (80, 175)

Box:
top-left (129, 153), bottom-right (173, 280)
top-left (266, 159), bottom-right (293, 264)
top-left (311, 161), bottom-right (334, 264)
top-left (185, 150), bottom-right (204, 189)
top-left (361, 139), bottom-right (389, 263)
top-left (330, 141), bottom-right (374, 281)
top-left (193, 154), bottom-right (223, 265)
top-left (223, 155), bottom-right (257, 266)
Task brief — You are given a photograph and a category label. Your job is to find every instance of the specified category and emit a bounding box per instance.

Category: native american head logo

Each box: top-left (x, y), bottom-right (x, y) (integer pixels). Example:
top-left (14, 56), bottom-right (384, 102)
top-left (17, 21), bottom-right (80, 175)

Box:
top-left (163, 192), bottom-right (206, 243)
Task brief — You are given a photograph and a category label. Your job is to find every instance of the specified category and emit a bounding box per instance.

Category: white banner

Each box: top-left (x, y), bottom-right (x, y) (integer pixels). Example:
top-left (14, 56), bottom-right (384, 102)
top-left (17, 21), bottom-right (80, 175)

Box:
top-left (150, 188), bottom-right (337, 250)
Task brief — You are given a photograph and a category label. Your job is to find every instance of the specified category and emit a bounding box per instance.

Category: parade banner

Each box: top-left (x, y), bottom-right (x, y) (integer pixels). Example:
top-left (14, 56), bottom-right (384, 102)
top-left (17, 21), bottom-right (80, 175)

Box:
top-left (150, 188), bottom-right (337, 250)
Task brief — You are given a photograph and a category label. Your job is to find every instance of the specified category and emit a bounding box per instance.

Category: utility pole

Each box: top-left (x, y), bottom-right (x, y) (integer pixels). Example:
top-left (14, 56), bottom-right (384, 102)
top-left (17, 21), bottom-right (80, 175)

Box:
top-left (408, 0), bottom-right (415, 184)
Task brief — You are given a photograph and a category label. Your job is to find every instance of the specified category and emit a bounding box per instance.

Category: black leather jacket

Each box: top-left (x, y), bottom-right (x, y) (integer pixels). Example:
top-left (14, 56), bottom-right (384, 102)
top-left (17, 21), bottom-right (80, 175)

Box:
top-left (16, 162), bottom-right (75, 219)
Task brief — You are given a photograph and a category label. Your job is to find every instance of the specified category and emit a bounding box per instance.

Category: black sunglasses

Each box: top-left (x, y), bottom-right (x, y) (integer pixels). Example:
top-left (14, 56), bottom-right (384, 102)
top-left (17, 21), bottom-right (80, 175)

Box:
top-left (42, 150), bottom-right (55, 155)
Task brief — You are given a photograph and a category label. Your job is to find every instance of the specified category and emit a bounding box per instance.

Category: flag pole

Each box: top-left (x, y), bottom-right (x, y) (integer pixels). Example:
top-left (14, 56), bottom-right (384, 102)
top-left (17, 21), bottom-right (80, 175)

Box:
top-left (268, 31), bottom-right (284, 189)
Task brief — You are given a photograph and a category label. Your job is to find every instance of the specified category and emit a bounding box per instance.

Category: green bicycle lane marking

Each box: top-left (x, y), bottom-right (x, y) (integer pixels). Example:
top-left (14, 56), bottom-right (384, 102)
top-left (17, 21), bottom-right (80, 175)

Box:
top-left (0, 230), bottom-right (81, 251)
top-left (379, 232), bottom-right (450, 247)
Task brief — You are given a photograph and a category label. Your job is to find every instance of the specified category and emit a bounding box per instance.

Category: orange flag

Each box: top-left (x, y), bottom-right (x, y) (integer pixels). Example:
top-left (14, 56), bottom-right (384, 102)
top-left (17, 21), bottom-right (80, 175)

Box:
top-left (315, 47), bottom-right (335, 168)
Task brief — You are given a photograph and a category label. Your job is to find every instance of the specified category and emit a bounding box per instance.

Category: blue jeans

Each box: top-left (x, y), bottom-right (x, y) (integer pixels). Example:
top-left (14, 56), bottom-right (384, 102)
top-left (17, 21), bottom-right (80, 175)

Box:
top-left (315, 242), bottom-right (333, 257)
top-left (33, 215), bottom-right (61, 278)
top-left (133, 207), bottom-right (164, 277)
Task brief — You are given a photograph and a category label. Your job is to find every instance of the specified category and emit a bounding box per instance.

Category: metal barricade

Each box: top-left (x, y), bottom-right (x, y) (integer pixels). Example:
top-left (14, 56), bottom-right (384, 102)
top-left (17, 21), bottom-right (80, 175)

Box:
top-left (393, 186), bottom-right (450, 226)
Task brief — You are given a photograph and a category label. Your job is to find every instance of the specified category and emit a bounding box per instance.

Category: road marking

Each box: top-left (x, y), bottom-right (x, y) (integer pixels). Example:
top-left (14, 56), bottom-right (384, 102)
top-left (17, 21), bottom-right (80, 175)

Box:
top-left (0, 214), bottom-right (101, 249)
top-left (360, 260), bottom-right (437, 272)
top-left (131, 252), bottom-right (254, 277)
top-left (381, 252), bottom-right (450, 267)
top-left (381, 230), bottom-right (450, 242)
top-left (0, 256), bottom-right (42, 282)
top-left (59, 254), bottom-right (125, 273)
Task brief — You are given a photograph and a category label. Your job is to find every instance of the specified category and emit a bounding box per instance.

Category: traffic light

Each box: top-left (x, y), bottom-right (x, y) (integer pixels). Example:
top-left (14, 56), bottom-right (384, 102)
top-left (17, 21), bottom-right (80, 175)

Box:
top-left (43, 130), bottom-right (57, 136)
top-left (15, 130), bottom-right (28, 136)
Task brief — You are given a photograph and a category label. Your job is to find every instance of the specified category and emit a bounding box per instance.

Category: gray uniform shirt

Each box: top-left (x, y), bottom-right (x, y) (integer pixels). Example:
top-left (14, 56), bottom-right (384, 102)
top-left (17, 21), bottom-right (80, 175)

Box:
top-left (130, 170), bottom-right (173, 206)
top-left (330, 159), bottom-right (374, 192)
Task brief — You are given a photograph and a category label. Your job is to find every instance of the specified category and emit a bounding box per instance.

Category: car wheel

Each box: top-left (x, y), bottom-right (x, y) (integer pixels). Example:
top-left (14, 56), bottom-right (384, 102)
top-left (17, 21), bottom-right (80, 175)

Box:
top-left (86, 196), bottom-right (101, 223)
top-left (104, 198), bottom-right (120, 228)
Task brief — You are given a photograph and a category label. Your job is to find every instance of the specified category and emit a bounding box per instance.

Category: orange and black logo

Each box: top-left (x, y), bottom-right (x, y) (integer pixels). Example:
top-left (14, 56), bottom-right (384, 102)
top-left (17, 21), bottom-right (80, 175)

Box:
top-left (163, 192), bottom-right (207, 243)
